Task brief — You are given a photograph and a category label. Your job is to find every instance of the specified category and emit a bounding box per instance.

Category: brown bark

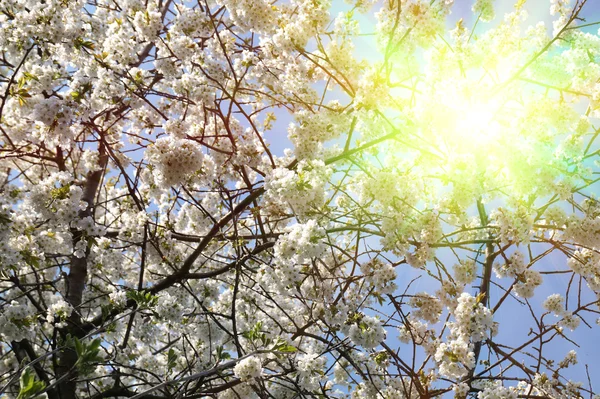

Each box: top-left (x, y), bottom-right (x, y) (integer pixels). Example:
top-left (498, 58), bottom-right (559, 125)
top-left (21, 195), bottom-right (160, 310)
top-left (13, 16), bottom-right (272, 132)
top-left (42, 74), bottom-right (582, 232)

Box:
top-left (57, 143), bottom-right (108, 399)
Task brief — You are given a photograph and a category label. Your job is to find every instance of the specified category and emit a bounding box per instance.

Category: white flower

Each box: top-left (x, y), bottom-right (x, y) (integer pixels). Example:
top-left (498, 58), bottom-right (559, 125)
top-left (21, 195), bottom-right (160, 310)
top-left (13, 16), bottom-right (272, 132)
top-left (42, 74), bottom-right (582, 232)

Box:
top-left (409, 293), bottom-right (443, 324)
top-left (109, 290), bottom-right (127, 308)
top-left (348, 315), bottom-right (386, 349)
top-left (543, 294), bottom-right (566, 316)
top-left (453, 259), bottom-right (477, 285)
top-left (233, 356), bottom-right (262, 382)
top-left (147, 136), bottom-right (204, 187)
top-left (558, 350), bottom-right (577, 368)
top-left (46, 297), bottom-right (73, 325)
top-left (435, 339), bottom-right (475, 379)
top-left (472, 0), bottom-right (495, 22)
top-left (297, 352), bottom-right (326, 391)
top-left (452, 293), bottom-right (494, 343)
top-left (559, 312), bottom-right (580, 331)
top-left (477, 381), bottom-right (518, 399)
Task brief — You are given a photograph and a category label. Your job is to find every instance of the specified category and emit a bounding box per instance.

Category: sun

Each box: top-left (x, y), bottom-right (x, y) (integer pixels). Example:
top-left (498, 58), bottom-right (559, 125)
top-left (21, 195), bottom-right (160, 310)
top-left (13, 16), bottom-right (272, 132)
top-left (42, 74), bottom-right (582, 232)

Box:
top-left (448, 95), bottom-right (503, 147)
top-left (415, 81), bottom-right (508, 158)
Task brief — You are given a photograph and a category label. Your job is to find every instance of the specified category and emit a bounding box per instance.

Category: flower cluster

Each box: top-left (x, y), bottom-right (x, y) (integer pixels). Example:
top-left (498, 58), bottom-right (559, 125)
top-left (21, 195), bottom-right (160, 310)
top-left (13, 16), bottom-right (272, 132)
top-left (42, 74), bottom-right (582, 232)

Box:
top-left (233, 356), bottom-right (263, 382)
top-left (398, 316), bottom-right (438, 355)
top-left (494, 251), bottom-right (542, 298)
top-left (453, 260), bottom-right (478, 286)
top-left (360, 258), bottom-right (397, 294)
top-left (147, 136), bottom-right (204, 188)
top-left (435, 293), bottom-right (494, 379)
top-left (567, 248), bottom-right (600, 291)
top-left (46, 297), bottom-right (73, 326)
top-left (409, 293), bottom-right (443, 324)
top-left (452, 293), bottom-right (495, 343)
top-left (346, 314), bottom-right (386, 349)
top-left (476, 381), bottom-right (518, 399)
top-left (264, 160), bottom-right (331, 216)
top-left (0, 301), bottom-right (35, 342)
top-left (272, 220), bottom-right (326, 287)
top-left (297, 352), bottom-right (326, 391)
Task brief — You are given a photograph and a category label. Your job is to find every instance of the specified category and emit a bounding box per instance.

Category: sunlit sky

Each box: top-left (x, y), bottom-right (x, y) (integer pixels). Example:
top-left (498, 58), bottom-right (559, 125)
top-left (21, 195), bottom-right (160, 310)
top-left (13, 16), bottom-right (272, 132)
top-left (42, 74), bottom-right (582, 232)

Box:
top-left (262, 0), bottom-right (600, 387)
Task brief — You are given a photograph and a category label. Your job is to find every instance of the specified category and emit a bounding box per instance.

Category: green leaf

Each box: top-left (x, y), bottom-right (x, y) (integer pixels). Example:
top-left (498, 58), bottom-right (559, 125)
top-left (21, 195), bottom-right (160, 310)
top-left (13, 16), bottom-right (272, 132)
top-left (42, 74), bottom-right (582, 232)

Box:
top-left (71, 337), bottom-right (104, 375)
top-left (9, 85), bottom-right (32, 106)
top-left (50, 184), bottom-right (70, 200)
top-left (126, 290), bottom-right (158, 309)
top-left (74, 337), bottom-right (84, 357)
top-left (89, 338), bottom-right (102, 352)
top-left (74, 37), bottom-right (95, 51)
top-left (445, 351), bottom-right (459, 362)
top-left (17, 367), bottom-right (46, 399)
top-left (87, 236), bottom-right (98, 249)
top-left (272, 338), bottom-right (297, 354)
top-left (242, 321), bottom-right (267, 345)
top-left (215, 346), bottom-right (230, 360)
top-left (166, 348), bottom-right (177, 373)
top-left (373, 351), bottom-right (388, 365)
top-left (22, 72), bottom-right (39, 82)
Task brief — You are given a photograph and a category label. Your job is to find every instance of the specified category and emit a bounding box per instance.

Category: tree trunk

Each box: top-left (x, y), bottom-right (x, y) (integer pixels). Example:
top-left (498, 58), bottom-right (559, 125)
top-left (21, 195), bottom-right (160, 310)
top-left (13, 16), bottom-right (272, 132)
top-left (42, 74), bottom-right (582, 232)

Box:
top-left (57, 143), bottom-right (107, 399)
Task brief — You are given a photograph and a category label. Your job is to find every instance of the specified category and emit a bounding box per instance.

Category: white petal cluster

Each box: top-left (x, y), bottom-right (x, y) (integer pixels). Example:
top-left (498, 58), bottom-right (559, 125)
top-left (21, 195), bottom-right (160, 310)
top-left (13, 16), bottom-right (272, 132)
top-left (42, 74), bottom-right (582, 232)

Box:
top-left (559, 313), bottom-right (581, 331)
top-left (287, 107), bottom-right (349, 160)
top-left (542, 293), bottom-right (581, 331)
top-left (131, 8), bottom-right (162, 40)
top-left (558, 350), bottom-right (578, 368)
top-left (360, 258), bottom-right (397, 294)
top-left (563, 215), bottom-right (600, 249)
top-left (274, 220), bottom-right (326, 264)
top-left (264, 160), bottom-right (331, 216)
top-left (217, 0), bottom-right (276, 34)
top-left (550, 0), bottom-right (571, 16)
top-left (31, 96), bottom-right (76, 146)
top-left (496, 250), bottom-right (528, 279)
top-left (567, 249), bottom-right (600, 291)
top-left (453, 382), bottom-right (470, 399)
top-left (272, 220), bottom-right (326, 287)
top-left (233, 356), bottom-right (262, 382)
top-left (494, 250), bottom-right (542, 298)
top-left (398, 316), bottom-right (437, 355)
top-left (155, 292), bottom-right (183, 322)
top-left (453, 259), bottom-right (478, 285)
top-left (543, 293), bottom-right (566, 316)
top-left (489, 207), bottom-right (534, 246)
top-left (72, 216), bottom-right (106, 237)
top-left (375, 0), bottom-right (450, 51)
top-left (73, 238), bottom-right (88, 259)
top-left (520, 373), bottom-right (585, 399)
top-left (46, 297), bottom-right (73, 325)
top-left (24, 171), bottom-right (86, 224)
top-left (147, 136), bottom-right (204, 188)
top-left (217, 383), bottom-right (256, 399)
top-left (477, 381), bottom-right (518, 399)
top-left (347, 315), bottom-right (386, 349)
top-left (434, 339), bottom-right (475, 379)
top-left (436, 280), bottom-right (461, 311)
top-left (472, 0), bottom-right (495, 22)
top-left (409, 293), bottom-right (443, 324)
top-left (297, 352), bottom-right (326, 391)
top-left (513, 269), bottom-right (543, 299)
top-left (109, 290), bottom-right (127, 308)
top-left (452, 293), bottom-right (494, 343)
top-left (435, 293), bottom-right (494, 379)
top-left (0, 301), bottom-right (35, 342)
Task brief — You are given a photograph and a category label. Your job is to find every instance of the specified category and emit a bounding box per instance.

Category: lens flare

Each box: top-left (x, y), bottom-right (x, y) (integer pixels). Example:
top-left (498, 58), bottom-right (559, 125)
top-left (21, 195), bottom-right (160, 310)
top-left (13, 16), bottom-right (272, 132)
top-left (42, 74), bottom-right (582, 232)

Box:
top-left (454, 100), bottom-right (501, 144)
